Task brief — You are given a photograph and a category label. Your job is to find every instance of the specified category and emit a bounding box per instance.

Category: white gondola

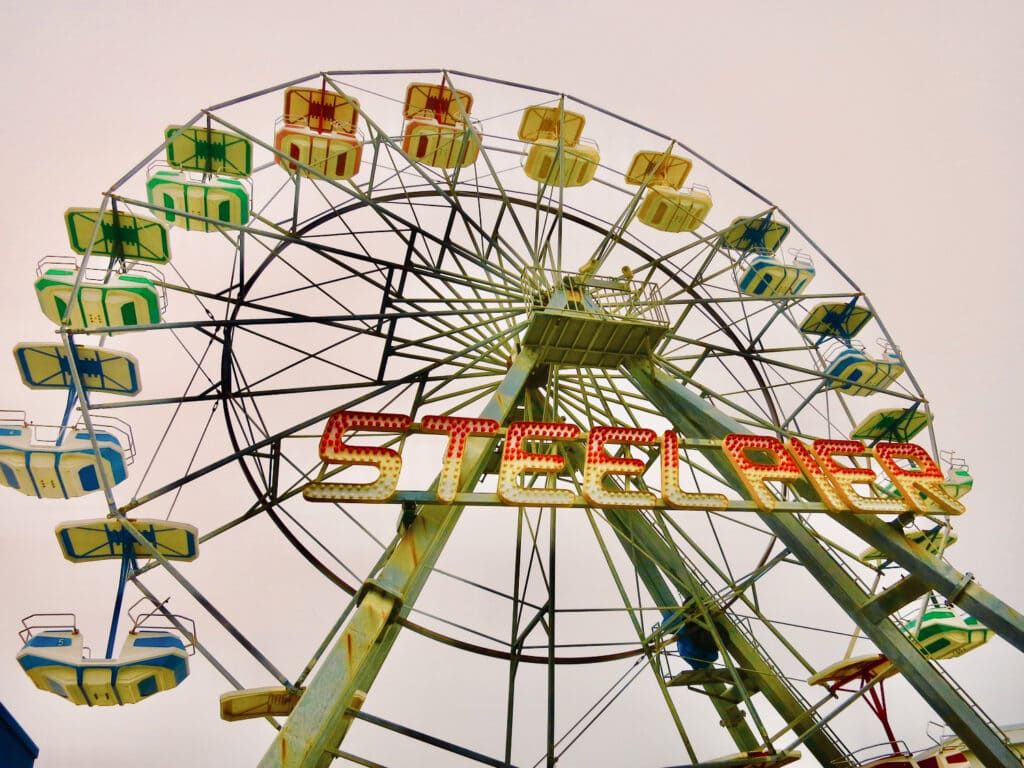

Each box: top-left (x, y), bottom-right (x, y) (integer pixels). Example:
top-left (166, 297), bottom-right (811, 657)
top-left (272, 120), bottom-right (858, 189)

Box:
top-left (823, 340), bottom-right (905, 396)
top-left (914, 723), bottom-right (1024, 767)
top-left (738, 248), bottom-right (815, 297)
top-left (0, 416), bottom-right (131, 499)
top-left (940, 453), bottom-right (974, 499)
top-left (17, 612), bottom-right (192, 706)
top-left (401, 82), bottom-right (479, 169)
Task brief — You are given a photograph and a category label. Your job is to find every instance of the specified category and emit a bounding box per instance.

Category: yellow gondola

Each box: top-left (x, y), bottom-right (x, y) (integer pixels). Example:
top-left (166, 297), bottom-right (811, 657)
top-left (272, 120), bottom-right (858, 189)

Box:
top-left (284, 87), bottom-right (359, 133)
top-left (520, 105), bottom-right (600, 187)
top-left (165, 125), bottom-right (253, 178)
top-left (275, 127), bottom-right (362, 180)
top-left (720, 214), bottom-right (790, 255)
top-left (402, 82), bottom-right (479, 169)
top-left (13, 343), bottom-right (141, 396)
top-left (823, 342), bottom-right (905, 396)
top-left (738, 251), bottom-right (815, 297)
top-left (636, 186), bottom-right (713, 232)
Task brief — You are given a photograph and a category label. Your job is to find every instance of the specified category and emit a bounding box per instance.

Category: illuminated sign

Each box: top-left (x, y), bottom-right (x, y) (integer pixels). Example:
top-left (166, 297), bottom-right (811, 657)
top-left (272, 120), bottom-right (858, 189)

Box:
top-left (303, 410), bottom-right (965, 515)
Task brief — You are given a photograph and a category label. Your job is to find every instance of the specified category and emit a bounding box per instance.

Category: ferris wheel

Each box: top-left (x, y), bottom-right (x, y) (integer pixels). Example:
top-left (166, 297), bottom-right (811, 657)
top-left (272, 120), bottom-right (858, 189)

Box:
top-left (6, 70), bottom-right (1023, 768)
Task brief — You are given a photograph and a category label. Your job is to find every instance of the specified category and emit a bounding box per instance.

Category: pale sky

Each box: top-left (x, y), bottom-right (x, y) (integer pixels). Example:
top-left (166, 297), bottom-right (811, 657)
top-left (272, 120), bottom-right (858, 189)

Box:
top-left (0, 2), bottom-right (1021, 767)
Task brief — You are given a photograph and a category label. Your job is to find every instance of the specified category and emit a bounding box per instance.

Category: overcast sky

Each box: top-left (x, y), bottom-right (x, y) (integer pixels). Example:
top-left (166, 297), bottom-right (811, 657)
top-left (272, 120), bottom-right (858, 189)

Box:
top-left (0, 2), bottom-right (1021, 767)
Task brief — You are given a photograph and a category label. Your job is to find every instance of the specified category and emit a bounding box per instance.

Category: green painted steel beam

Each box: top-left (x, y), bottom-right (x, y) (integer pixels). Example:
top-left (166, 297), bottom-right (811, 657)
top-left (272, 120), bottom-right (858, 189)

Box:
top-left (833, 515), bottom-right (1024, 652)
top-left (258, 347), bottom-right (539, 768)
top-left (859, 575), bottom-right (931, 625)
top-left (384, 490), bottom-right (837, 513)
top-left (624, 357), bottom-right (1022, 768)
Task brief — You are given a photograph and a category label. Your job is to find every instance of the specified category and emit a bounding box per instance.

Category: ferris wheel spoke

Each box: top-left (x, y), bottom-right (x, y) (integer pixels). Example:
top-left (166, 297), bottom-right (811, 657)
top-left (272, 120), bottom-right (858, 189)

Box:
top-left (250, 192), bottom-right (528, 302)
top-left (412, 325), bottom-right (526, 407)
top-left (161, 274), bottom-right (520, 385)
top-left (682, 297), bottom-right (790, 353)
top-left (478, 194), bottom-right (539, 279)
top-left (652, 353), bottom-right (780, 431)
top-left (334, 97), bottom-right (539, 283)
top-left (594, 503), bottom-right (846, 761)
top-left (386, 264), bottom-right (515, 355)
top-left (162, 255), bottom-right (241, 327)
top-left (629, 222), bottom-right (731, 288)
top-left (556, 432), bottom-right (789, 756)
top-left (129, 397), bottom-right (223, 509)
top-left (575, 512), bottom-right (701, 762)
top-left (120, 370), bottom-right (423, 514)
top-left (226, 325), bottom-right (384, 391)
top-left (246, 258), bottom-right (385, 331)
top-left (414, 377), bottom-right (507, 415)
top-left (418, 230), bottom-right (527, 347)
top-left (384, 310), bottom-right (521, 355)
top-left (431, 117), bottom-right (544, 265)
top-left (378, 224), bottom-right (525, 301)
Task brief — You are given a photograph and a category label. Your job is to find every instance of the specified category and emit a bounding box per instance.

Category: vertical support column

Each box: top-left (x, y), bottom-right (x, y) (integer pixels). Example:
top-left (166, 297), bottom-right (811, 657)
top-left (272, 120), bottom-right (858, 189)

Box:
top-left (545, 507), bottom-right (557, 768)
top-left (259, 348), bottom-right (538, 768)
top-left (625, 357), bottom-right (1023, 768)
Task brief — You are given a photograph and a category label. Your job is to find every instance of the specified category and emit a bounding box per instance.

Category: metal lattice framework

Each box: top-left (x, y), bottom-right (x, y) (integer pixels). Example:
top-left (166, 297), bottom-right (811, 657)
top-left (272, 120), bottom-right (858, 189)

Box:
top-left (17, 70), bottom-right (1024, 768)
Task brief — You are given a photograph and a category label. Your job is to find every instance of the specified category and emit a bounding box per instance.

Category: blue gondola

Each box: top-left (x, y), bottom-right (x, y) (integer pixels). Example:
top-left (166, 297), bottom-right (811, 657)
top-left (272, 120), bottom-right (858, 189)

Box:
top-left (17, 613), bottom-right (192, 706)
top-left (823, 341), bottom-right (905, 396)
top-left (0, 420), bottom-right (130, 499)
top-left (14, 343), bottom-right (141, 396)
top-left (738, 250), bottom-right (815, 297)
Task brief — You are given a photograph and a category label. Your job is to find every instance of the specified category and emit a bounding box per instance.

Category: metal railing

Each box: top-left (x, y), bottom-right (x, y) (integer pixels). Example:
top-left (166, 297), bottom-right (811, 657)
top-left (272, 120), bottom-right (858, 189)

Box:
top-left (524, 268), bottom-right (670, 327)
